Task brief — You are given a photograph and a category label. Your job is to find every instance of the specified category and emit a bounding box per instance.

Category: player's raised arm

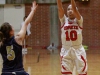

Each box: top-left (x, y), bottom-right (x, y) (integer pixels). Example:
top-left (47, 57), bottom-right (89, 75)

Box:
top-left (57, 0), bottom-right (65, 19)
top-left (15, 1), bottom-right (38, 44)
top-left (71, 0), bottom-right (81, 20)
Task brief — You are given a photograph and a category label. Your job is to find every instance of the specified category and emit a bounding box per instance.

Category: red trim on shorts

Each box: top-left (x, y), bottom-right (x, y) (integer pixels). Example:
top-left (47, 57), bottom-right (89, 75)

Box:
top-left (61, 56), bottom-right (63, 61)
top-left (62, 65), bottom-right (66, 70)
top-left (79, 73), bottom-right (87, 75)
top-left (61, 72), bottom-right (72, 74)
top-left (61, 56), bottom-right (63, 59)
top-left (81, 55), bottom-right (86, 72)
top-left (61, 23), bottom-right (65, 29)
top-left (60, 56), bottom-right (63, 64)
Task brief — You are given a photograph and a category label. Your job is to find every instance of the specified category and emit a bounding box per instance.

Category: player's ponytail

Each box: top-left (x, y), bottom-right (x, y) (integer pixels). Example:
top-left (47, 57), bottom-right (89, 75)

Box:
top-left (0, 22), bottom-right (12, 47)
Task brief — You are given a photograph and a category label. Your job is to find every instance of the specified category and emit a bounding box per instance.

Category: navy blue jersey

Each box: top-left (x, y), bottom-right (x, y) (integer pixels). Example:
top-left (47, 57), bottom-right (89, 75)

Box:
top-left (0, 36), bottom-right (24, 72)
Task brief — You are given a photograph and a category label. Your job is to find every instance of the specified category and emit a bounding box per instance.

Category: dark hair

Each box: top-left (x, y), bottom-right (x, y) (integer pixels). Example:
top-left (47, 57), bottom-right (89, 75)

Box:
top-left (0, 31), bottom-right (4, 46)
top-left (0, 31), bottom-right (3, 42)
top-left (0, 22), bottom-right (12, 41)
top-left (23, 16), bottom-right (27, 21)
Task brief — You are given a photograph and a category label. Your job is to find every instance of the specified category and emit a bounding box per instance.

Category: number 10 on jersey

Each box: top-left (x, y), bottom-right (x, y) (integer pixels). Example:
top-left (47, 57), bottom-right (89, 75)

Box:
top-left (65, 30), bottom-right (77, 41)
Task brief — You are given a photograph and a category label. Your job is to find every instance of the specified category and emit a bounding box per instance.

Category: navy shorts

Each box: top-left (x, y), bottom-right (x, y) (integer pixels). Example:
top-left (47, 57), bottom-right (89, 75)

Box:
top-left (1, 71), bottom-right (29, 75)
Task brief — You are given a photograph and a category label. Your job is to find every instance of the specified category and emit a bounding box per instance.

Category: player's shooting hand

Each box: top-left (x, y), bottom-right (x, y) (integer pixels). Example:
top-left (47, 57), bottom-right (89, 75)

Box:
top-left (31, 1), bottom-right (38, 12)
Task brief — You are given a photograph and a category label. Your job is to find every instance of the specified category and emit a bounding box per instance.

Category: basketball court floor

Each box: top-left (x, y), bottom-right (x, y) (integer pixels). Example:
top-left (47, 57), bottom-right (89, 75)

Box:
top-left (0, 48), bottom-right (100, 75)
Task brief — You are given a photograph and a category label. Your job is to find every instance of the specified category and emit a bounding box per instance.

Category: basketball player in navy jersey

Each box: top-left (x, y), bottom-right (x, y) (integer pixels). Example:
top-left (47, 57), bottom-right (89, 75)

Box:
top-left (57, 0), bottom-right (88, 75)
top-left (0, 1), bottom-right (38, 75)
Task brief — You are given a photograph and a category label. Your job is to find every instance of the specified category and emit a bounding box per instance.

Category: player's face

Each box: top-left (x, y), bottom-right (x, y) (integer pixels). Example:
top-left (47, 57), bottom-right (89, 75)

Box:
top-left (67, 5), bottom-right (75, 19)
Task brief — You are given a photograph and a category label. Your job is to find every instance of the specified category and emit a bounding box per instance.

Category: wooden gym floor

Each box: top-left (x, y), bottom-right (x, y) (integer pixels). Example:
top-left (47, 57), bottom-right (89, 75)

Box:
top-left (0, 48), bottom-right (100, 75)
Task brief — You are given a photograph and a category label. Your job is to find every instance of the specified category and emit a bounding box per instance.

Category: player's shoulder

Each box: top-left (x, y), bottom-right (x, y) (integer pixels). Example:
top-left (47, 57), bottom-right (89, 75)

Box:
top-left (76, 16), bottom-right (83, 21)
top-left (75, 16), bottom-right (83, 23)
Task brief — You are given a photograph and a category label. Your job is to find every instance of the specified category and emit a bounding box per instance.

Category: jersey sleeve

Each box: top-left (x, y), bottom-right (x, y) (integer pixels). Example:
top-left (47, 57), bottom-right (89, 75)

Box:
top-left (77, 16), bottom-right (83, 28)
top-left (59, 15), bottom-right (66, 26)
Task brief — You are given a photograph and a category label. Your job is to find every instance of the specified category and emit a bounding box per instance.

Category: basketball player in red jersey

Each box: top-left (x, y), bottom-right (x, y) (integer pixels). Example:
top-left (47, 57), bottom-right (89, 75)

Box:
top-left (57, 0), bottom-right (88, 75)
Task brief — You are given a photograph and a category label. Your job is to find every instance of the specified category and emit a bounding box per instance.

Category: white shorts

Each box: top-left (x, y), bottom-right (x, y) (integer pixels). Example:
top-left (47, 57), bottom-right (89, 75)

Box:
top-left (60, 45), bottom-right (87, 75)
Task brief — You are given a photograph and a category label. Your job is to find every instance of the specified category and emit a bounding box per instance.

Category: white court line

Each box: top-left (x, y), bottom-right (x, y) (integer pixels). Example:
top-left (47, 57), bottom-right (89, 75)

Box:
top-left (27, 67), bottom-right (31, 75)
